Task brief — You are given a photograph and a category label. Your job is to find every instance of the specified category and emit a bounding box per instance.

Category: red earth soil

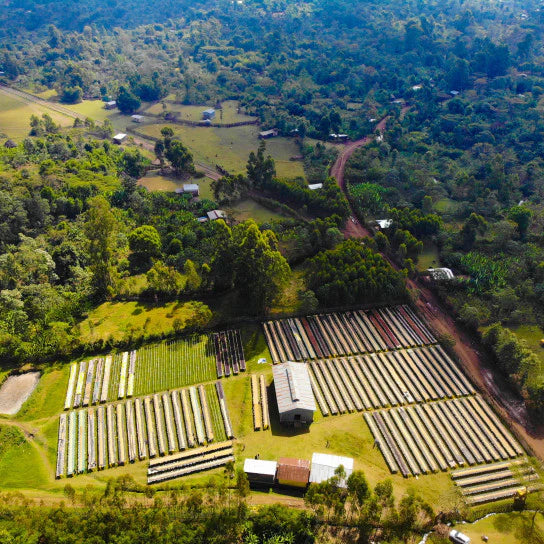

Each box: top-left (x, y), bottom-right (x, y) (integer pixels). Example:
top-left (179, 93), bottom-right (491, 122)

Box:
top-left (330, 121), bottom-right (544, 462)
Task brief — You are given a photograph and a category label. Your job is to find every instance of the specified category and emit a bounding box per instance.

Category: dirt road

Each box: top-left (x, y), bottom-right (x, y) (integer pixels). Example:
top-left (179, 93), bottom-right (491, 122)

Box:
top-left (330, 116), bottom-right (544, 462)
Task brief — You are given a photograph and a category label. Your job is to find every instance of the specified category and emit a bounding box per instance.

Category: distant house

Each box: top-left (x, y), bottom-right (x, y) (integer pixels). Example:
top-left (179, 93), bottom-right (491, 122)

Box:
top-left (427, 268), bottom-right (454, 281)
top-left (243, 459), bottom-right (277, 486)
top-left (202, 108), bottom-right (216, 120)
top-left (182, 183), bottom-right (199, 197)
top-left (276, 458), bottom-right (310, 488)
top-left (113, 133), bottom-right (127, 145)
top-left (412, 84), bottom-right (422, 91)
top-left (329, 133), bottom-right (349, 141)
top-left (3, 139), bottom-right (16, 149)
top-left (197, 216), bottom-right (208, 223)
top-left (272, 361), bottom-right (316, 426)
top-left (309, 453), bottom-right (353, 488)
top-left (450, 90), bottom-right (460, 96)
top-left (373, 219), bottom-right (393, 230)
top-left (207, 209), bottom-right (227, 221)
top-left (259, 129), bottom-right (279, 139)
top-left (105, 100), bottom-right (117, 110)
top-left (308, 183), bottom-right (323, 191)
top-left (449, 530), bottom-right (470, 544)
top-left (131, 114), bottom-right (144, 123)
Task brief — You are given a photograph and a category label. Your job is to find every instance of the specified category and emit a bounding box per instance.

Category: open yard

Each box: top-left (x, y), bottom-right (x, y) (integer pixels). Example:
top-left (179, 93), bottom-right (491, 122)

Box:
top-left (138, 123), bottom-right (305, 179)
top-left (138, 172), bottom-right (216, 199)
top-left (143, 100), bottom-right (256, 124)
top-left (0, 91), bottom-right (73, 140)
top-left (76, 300), bottom-right (199, 344)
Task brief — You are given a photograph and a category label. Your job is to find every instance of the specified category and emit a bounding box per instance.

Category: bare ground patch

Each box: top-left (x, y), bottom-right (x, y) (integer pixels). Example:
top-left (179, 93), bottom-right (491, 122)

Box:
top-left (0, 373), bottom-right (41, 415)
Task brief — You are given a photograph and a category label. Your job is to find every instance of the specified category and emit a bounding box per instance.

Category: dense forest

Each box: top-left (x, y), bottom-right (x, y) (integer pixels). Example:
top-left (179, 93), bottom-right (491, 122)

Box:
top-left (2, 0), bottom-right (544, 413)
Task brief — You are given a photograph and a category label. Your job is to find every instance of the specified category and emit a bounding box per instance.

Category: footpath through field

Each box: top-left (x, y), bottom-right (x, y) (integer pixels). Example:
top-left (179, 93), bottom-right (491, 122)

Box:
top-left (330, 115), bottom-right (544, 463)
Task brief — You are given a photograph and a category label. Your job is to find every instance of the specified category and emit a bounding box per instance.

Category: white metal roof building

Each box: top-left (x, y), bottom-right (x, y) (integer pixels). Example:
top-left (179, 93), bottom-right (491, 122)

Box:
top-left (309, 453), bottom-right (354, 487)
top-left (243, 458), bottom-right (277, 484)
top-left (428, 267), bottom-right (454, 280)
top-left (272, 361), bottom-right (316, 425)
top-left (207, 209), bottom-right (227, 221)
top-left (113, 133), bottom-right (127, 144)
top-left (308, 183), bottom-right (323, 190)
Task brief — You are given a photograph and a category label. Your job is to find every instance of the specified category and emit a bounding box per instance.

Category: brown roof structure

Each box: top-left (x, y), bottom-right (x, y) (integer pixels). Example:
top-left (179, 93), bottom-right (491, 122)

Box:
top-left (276, 457), bottom-right (310, 484)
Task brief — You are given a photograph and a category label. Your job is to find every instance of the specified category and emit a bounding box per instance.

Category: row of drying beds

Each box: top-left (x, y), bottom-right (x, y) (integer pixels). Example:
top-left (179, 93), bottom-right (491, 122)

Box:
top-left (263, 305), bottom-right (436, 364)
top-left (64, 351), bottom-right (137, 410)
top-left (251, 374), bottom-right (270, 431)
top-left (364, 395), bottom-right (524, 478)
top-left (308, 344), bottom-right (474, 417)
top-left (56, 383), bottom-right (233, 478)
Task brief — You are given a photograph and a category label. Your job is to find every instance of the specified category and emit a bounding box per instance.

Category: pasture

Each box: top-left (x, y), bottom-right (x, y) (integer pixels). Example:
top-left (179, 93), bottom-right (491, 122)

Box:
top-left (143, 100), bottom-right (256, 124)
top-left (139, 123), bottom-right (305, 179)
top-left (0, 91), bottom-right (72, 140)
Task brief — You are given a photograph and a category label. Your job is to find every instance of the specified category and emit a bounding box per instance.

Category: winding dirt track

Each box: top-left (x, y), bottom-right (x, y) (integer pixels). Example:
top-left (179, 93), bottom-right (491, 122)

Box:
top-left (330, 119), bottom-right (544, 462)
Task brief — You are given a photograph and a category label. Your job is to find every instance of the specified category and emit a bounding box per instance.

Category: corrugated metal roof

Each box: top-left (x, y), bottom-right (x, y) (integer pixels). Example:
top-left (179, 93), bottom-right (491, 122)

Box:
top-left (309, 453), bottom-right (354, 487)
top-left (272, 362), bottom-right (316, 414)
top-left (277, 457), bottom-right (310, 483)
top-left (243, 458), bottom-right (277, 476)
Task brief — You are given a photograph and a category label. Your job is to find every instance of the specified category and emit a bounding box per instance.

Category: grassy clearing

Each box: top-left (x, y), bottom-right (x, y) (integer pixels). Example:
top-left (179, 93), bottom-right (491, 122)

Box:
top-left (133, 335), bottom-right (216, 397)
top-left (0, 92), bottom-right (72, 140)
top-left (137, 172), bottom-right (216, 199)
top-left (144, 100), bottom-right (256, 124)
top-left (0, 425), bottom-right (49, 489)
top-left (227, 199), bottom-right (287, 224)
top-left (269, 268), bottom-right (306, 316)
top-left (444, 512), bottom-right (544, 544)
top-left (76, 300), bottom-right (199, 344)
top-left (139, 123), bottom-right (304, 178)
top-left (417, 241), bottom-right (440, 271)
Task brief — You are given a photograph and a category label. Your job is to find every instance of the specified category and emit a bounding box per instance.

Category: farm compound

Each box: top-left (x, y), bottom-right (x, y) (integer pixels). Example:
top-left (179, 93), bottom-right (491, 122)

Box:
top-left (56, 382), bottom-right (234, 479)
top-left (262, 305), bottom-right (539, 500)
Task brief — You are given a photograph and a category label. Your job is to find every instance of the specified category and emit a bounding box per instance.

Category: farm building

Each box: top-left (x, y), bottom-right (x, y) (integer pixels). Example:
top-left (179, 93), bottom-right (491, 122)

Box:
top-left (207, 209), bottom-right (227, 221)
top-left (277, 457), bottom-right (310, 488)
top-left (272, 361), bottom-right (316, 426)
top-left (105, 101), bottom-right (117, 110)
top-left (131, 115), bottom-right (144, 123)
top-left (113, 133), bottom-right (127, 145)
top-left (243, 458), bottom-right (277, 485)
top-left (309, 453), bottom-right (353, 487)
top-left (202, 108), bottom-right (216, 120)
top-left (449, 530), bottom-right (470, 544)
top-left (373, 219), bottom-right (393, 230)
top-left (427, 267), bottom-right (454, 281)
top-left (181, 184), bottom-right (200, 197)
top-left (259, 129), bottom-right (279, 139)
top-left (308, 183), bottom-right (323, 190)
top-left (329, 133), bottom-right (349, 141)
top-left (4, 139), bottom-right (16, 149)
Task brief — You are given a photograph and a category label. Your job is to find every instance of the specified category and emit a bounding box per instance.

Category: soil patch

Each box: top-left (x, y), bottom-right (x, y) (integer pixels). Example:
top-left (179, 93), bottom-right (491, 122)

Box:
top-left (0, 372), bottom-right (41, 415)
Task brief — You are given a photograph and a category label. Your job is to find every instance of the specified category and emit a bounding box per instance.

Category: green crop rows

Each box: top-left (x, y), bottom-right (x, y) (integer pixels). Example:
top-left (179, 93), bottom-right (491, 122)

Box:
top-left (205, 384), bottom-right (227, 443)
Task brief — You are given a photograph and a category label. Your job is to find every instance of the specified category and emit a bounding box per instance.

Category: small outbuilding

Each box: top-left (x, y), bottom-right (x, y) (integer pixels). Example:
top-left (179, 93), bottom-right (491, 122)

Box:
top-left (309, 453), bottom-right (353, 487)
top-left (105, 100), bottom-right (117, 110)
top-left (202, 108), bottom-right (216, 120)
top-left (308, 183), bottom-right (323, 191)
top-left (272, 361), bottom-right (316, 426)
top-left (449, 530), bottom-right (470, 544)
top-left (259, 129), bottom-right (279, 139)
top-left (243, 458), bottom-right (277, 485)
top-left (373, 219), bottom-right (393, 230)
top-left (113, 133), bottom-right (127, 145)
top-left (182, 183), bottom-right (200, 197)
top-left (131, 114), bottom-right (144, 123)
top-left (4, 139), bottom-right (16, 149)
top-left (277, 457), bottom-right (311, 488)
top-left (427, 267), bottom-right (454, 281)
top-left (207, 209), bottom-right (227, 221)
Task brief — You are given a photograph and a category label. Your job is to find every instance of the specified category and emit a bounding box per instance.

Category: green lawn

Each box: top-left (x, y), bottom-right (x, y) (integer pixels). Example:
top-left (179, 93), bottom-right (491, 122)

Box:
top-left (445, 511), bottom-right (544, 544)
top-left (0, 92), bottom-right (73, 140)
top-left (76, 300), bottom-right (200, 344)
top-left (143, 100), bottom-right (256, 124)
top-left (138, 123), bottom-right (305, 179)
top-left (227, 199), bottom-right (287, 223)
top-left (417, 241), bottom-right (440, 271)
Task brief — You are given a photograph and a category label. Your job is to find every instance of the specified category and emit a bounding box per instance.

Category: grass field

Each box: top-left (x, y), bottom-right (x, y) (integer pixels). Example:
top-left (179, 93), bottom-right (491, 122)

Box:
top-left (444, 512), bottom-right (544, 544)
top-left (143, 100), bottom-right (256, 124)
top-left (139, 123), bottom-right (305, 179)
top-left (227, 199), bottom-right (287, 224)
top-left (76, 300), bottom-right (200, 344)
top-left (138, 172), bottom-right (216, 199)
top-left (418, 241), bottom-right (440, 271)
top-left (0, 92), bottom-right (73, 140)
